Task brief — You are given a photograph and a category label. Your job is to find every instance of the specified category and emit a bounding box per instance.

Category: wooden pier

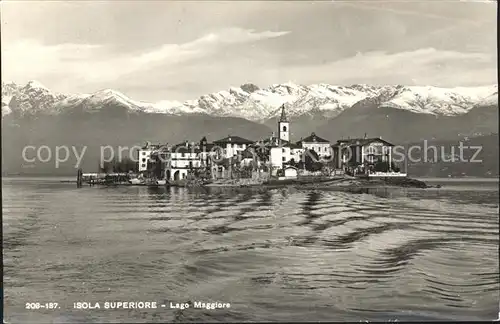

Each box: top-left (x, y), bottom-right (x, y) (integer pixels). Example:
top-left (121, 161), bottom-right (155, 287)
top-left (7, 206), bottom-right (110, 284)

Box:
top-left (76, 170), bottom-right (168, 188)
top-left (76, 169), bottom-right (83, 188)
top-left (76, 171), bottom-right (131, 187)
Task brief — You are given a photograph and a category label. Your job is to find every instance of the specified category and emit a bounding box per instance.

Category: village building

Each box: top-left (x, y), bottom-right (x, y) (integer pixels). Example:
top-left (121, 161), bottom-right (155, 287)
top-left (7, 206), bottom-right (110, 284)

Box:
top-left (331, 136), bottom-right (395, 170)
top-left (239, 148), bottom-right (262, 168)
top-left (270, 144), bottom-right (290, 170)
top-left (296, 132), bottom-right (332, 158)
top-left (254, 104), bottom-right (305, 175)
top-left (213, 135), bottom-right (254, 159)
top-left (138, 142), bottom-right (161, 172)
top-left (165, 142), bottom-right (197, 181)
top-left (267, 141), bottom-right (301, 165)
top-left (159, 139), bottom-right (214, 181)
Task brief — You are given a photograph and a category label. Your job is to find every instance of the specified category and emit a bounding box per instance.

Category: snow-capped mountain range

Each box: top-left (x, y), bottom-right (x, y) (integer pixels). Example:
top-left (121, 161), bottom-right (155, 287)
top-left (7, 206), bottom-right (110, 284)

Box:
top-left (2, 80), bottom-right (498, 121)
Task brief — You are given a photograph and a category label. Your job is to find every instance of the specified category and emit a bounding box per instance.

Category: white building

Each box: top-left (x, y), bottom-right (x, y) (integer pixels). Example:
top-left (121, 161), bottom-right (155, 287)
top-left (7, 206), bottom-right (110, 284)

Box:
top-left (213, 135), bottom-right (254, 159)
top-left (239, 148), bottom-right (262, 168)
top-left (331, 137), bottom-right (395, 169)
top-left (268, 142), bottom-right (303, 175)
top-left (164, 141), bottom-right (206, 181)
top-left (270, 146), bottom-right (290, 169)
top-left (290, 145), bottom-right (304, 163)
top-left (296, 132), bottom-right (332, 158)
top-left (138, 142), bottom-right (160, 172)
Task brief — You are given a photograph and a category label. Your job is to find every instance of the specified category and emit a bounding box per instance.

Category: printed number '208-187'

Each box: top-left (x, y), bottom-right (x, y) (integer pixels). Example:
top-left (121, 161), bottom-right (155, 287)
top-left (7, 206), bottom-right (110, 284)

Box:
top-left (25, 302), bottom-right (59, 309)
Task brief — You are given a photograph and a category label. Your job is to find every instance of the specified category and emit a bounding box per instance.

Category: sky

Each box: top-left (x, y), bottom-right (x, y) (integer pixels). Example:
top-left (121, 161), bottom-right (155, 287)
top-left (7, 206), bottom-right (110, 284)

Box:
top-left (1, 0), bottom-right (497, 102)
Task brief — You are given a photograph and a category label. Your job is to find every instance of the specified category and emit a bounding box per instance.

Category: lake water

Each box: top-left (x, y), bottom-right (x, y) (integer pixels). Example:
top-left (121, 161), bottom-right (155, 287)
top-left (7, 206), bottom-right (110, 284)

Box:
top-left (2, 177), bottom-right (499, 322)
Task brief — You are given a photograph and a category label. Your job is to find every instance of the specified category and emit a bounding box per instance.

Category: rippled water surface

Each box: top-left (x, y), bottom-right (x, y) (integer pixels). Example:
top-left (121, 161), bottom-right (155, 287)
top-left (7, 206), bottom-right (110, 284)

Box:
top-left (3, 177), bottom-right (499, 322)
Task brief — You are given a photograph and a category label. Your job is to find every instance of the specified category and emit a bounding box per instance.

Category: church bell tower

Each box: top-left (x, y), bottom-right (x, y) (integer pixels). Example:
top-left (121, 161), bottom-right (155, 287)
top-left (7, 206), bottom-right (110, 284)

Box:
top-left (278, 104), bottom-right (289, 142)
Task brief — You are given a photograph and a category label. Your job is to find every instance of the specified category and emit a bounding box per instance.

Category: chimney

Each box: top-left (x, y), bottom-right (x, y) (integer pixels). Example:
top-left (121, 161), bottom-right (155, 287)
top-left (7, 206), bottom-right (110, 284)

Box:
top-left (379, 136), bottom-right (382, 139)
top-left (185, 140), bottom-right (188, 147)
top-left (364, 133), bottom-right (367, 139)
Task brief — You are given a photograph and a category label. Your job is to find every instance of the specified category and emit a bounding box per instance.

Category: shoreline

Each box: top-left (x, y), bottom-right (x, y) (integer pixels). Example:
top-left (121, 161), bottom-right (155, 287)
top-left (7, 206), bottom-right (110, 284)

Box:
top-left (49, 175), bottom-right (499, 191)
top-left (202, 176), bottom-right (431, 190)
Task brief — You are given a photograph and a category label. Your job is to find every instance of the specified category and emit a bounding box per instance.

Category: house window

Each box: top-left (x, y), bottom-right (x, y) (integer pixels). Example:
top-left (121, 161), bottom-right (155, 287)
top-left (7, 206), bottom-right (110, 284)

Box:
top-left (142, 158), bottom-right (146, 162)
top-left (142, 152), bottom-right (146, 155)
top-left (141, 164), bottom-right (146, 168)
top-left (282, 157), bottom-right (286, 161)
top-left (282, 148), bottom-right (286, 153)
top-left (283, 125), bottom-right (287, 132)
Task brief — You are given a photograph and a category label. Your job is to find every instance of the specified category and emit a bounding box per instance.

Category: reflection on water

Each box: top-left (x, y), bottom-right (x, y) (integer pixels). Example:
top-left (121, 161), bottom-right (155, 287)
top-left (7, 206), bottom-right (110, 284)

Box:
top-left (2, 177), bottom-right (499, 323)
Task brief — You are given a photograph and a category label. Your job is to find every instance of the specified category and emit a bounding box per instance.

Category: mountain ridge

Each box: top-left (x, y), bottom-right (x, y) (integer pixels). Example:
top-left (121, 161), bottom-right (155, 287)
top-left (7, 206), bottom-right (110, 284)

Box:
top-left (3, 81), bottom-right (497, 122)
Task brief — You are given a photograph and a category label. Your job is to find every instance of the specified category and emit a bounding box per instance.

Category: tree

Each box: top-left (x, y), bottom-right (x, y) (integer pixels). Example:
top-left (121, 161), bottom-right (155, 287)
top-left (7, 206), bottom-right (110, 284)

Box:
top-left (373, 161), bottom-right (400, 172)
top-left (216, 157), bottom-right (240, 178)
top-left (298, 150), bottom-right (323, 172)
top-left (100, 156), bottom-right (138, 174)
top-left (240, 165), bottom-right (253, 178)
top-left (286, 158), bottom-right (298, 168)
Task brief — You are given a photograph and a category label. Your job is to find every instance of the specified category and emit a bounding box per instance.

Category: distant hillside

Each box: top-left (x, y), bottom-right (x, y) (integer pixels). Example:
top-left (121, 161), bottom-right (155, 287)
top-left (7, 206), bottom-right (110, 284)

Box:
top-left (1, 110), bottom-right (272, 175)
top-left (402, 134), bottom-right (499, 178)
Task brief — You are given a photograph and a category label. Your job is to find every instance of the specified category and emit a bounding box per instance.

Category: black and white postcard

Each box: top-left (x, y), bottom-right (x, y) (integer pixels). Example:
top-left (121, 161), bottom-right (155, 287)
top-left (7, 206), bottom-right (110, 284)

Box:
top-left (2, 1), bottom-right (499, 322)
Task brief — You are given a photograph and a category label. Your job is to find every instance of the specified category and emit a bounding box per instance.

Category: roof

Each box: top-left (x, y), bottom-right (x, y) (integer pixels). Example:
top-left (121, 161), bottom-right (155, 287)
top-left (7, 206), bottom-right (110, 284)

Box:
top-left (298, 132), bottom-right (330, 144)
top-left (279, 104), bottom-right (288, 122)
top-left (270, 142), bottom-right (303, 149)
top-left (170, 144), bottom-right (217, 153)
top-left (141, 143), bottom-right (162, 150)
top-left (213, 135), bottom-right (254, 145)
top-left (200, 143), bottom-right (215, 151)
top-left (170, 142), bottom-right (203, 153)
top-left (259, 136), bottom-right (289, 147)
top-left (333, 137), bottom-right (394, 147)
top-left (256, 136), bottom-right (304, 149)
top-left (171, 146), bottom-right (202, 154)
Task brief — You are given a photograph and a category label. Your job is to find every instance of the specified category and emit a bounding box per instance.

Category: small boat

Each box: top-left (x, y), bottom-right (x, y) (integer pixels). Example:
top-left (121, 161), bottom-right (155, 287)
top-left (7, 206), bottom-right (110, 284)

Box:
top-left (156, 179), bottom-right (167, 185)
